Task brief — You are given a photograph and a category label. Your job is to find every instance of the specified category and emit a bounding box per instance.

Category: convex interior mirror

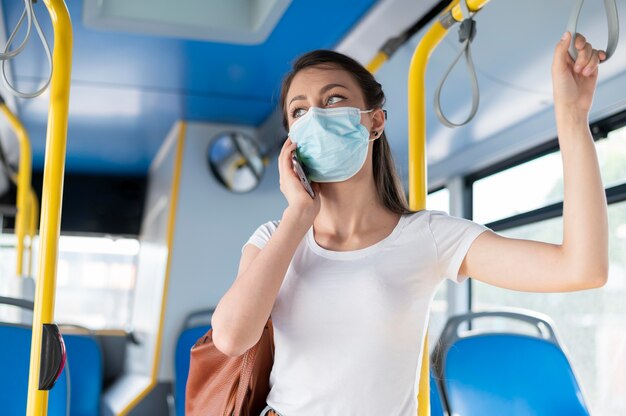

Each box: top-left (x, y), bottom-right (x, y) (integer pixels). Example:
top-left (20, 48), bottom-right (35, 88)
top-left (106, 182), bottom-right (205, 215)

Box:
top-left (207, 131), bottom-right (265, 193)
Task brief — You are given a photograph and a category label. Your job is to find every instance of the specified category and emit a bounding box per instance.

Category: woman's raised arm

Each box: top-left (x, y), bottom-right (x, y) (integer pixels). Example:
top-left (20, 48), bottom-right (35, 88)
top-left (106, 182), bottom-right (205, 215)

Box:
top-left (459, 32), bottom-right (609, 293)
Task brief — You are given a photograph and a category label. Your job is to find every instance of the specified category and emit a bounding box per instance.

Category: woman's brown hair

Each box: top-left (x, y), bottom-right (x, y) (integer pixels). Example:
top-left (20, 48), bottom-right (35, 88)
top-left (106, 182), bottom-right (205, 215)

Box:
top-left (279, 49), bottom-right (413, 215)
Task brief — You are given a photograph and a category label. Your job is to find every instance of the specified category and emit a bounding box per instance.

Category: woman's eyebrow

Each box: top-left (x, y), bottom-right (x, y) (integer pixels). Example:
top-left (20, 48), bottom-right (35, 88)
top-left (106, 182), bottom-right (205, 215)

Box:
top-left (288, 94), bottom-right (306, 107)
top-left (319, 83), bottom-right (348, 95)
top-left (288, 83), bottom-right (349, 107)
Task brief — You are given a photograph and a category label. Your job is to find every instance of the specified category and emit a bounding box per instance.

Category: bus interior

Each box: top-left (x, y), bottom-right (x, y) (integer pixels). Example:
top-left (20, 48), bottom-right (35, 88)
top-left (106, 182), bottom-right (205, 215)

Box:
top-left (0, 0), bottom-right (625, 415)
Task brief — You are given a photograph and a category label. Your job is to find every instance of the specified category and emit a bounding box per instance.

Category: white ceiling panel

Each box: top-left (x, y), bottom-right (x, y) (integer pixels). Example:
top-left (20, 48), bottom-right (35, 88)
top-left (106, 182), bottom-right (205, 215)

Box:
top-left (336, 0), bottom-right (443, 65)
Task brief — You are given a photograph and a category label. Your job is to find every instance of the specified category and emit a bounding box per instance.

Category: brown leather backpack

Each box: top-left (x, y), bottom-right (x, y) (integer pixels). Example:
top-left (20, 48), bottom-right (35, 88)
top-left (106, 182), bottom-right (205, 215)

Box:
top-left (185, 320), bottom-right (274, 416)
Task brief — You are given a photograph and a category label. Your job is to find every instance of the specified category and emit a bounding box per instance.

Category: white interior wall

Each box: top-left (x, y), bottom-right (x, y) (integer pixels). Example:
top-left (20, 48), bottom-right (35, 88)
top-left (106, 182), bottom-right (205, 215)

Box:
top-left (103, 122), bottom-right (182, 415)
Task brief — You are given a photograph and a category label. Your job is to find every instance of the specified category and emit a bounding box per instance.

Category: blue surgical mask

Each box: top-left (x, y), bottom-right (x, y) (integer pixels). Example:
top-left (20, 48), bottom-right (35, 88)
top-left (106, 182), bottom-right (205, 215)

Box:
top-left (289, 106), bottom-right (376, 183)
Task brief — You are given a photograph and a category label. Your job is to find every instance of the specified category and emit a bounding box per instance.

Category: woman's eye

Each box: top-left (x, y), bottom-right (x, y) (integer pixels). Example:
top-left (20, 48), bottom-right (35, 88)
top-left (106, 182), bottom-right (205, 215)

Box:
top-left (326, 95), bottom-right (345, 105)
top-left (292, 108), bottom-right (307, 118)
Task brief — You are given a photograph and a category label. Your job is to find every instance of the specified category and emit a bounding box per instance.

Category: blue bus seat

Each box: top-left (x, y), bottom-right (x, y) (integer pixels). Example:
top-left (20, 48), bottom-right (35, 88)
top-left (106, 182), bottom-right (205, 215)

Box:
top-left (63, 331), bottom-right (104, 416)
top-left (433, 309), bottom-right (590, 416)
top-left (0, 323), bottom-right (69, 416)
top-left (174, 308), bottom-right (215, 416)
top-left (430, 367), bottom-right (446, 416)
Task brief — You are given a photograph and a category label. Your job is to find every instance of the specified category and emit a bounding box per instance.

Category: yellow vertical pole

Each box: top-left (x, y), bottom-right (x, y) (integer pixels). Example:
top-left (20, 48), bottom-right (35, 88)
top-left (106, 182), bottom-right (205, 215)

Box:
top-left (408, 20), bottom-right (449, 416)
top-left (25, 0), bottom-right (72, 414)
top-left (407, 2), bottom-right (491, 414)
top-left (0, 104), bottom-right (31, 277)
top-left (28, 190), bottom-right (40, 277)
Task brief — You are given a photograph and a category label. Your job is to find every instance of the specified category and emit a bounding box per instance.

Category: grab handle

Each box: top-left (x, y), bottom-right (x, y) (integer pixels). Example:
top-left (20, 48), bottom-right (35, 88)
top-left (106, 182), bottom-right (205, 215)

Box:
top-left (567, 0), bottom-right (619, 62)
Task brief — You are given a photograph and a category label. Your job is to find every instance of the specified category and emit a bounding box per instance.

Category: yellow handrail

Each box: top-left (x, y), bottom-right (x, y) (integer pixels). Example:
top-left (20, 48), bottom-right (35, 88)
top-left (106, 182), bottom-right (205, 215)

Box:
top-left (25, 0), bottom-right (72, 414)
top-left (28, 190), bottom-right (40, 277)
top-left (407, 19), bottom-right (447, 416)
top-left (4, 176), bottom-right (40, 278)
top-left (366, 51), bottom-right (389, 74)
top-left (407, 1), bottom-right (492, 414)
top-left (450, 0), bottom-right (491, 22)
top-left (0, 103), bottom-right (31, 277)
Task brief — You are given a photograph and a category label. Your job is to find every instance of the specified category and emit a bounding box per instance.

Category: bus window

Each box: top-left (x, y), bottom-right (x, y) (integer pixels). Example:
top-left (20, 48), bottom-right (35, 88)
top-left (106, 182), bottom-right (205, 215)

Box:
top-left (427, 187), bottom-right (450, 214)
top-left (473, 152), bottom-right (564, 224)
top-left (597, 124), bottom-right (626, 189)
top-left (17, 235), bottom-right (139, 329)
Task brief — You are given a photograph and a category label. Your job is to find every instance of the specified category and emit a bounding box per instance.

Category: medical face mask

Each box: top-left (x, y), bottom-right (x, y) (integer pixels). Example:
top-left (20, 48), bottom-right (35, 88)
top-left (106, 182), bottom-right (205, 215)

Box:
top-left (288, 106), bottom-right (375, 183)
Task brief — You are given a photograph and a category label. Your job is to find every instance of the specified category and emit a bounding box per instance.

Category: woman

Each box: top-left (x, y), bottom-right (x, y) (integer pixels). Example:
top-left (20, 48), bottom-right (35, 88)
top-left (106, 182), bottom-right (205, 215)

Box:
top-left (210, 32), bottom-right (608, 415)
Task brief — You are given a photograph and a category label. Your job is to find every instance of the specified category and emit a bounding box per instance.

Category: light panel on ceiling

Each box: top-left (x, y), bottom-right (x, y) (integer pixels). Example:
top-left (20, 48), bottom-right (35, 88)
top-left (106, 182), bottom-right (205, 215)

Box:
top-left (83, 0), bottom-right (292, 44)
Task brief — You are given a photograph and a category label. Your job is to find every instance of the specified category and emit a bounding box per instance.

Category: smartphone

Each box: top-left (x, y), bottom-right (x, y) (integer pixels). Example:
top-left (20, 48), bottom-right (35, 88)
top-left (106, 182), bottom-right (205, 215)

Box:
top-left (291, 154), bottom-right (315, 198)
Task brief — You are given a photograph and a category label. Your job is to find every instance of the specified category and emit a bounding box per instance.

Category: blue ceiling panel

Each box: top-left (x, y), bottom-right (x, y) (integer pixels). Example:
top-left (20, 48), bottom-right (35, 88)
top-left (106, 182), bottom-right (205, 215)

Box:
top-left (183, 95), bottom-right (273, 126)
top-left (1, 0), bottom-right (379, 174)
top-left (3, 4), bottom-right (186, 90)
top-left (17, 81), bottom-right (181, 174)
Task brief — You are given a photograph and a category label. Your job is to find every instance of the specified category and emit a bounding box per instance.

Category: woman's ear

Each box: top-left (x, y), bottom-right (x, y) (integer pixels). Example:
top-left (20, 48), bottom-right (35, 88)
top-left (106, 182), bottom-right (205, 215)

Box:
top-left (371, 108), bottom-right (386, 137)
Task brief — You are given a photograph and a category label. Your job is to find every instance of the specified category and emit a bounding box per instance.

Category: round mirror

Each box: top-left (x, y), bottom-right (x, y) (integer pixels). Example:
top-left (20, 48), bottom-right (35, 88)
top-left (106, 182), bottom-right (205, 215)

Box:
top-left (207, 131), bottom-right (265, 193)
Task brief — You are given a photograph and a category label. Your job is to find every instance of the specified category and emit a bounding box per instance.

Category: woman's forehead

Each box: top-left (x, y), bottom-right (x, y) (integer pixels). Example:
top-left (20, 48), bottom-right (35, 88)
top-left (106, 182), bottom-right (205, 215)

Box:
top-left (288, 66), bottom-right (360, 98)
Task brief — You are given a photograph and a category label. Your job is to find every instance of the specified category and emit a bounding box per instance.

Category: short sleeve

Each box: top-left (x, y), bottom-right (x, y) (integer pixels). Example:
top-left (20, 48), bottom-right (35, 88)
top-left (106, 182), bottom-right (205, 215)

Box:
top-left (241, 220), bottom-right (280, 253)
top-left (427, 210), bottom-right (490, 283)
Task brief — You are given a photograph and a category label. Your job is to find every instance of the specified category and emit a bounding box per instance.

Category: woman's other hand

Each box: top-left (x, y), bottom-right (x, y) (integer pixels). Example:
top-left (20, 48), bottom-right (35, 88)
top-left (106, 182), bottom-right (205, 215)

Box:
top-left (552, 32), bottom-right (605, 115)
top-left (278, 138), bottom-right (320, 222)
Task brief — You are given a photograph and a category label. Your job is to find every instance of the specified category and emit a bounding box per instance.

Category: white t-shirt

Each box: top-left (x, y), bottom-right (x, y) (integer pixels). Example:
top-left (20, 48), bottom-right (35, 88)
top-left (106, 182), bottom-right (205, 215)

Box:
top-left (243, 210), bottom-right (490, 416)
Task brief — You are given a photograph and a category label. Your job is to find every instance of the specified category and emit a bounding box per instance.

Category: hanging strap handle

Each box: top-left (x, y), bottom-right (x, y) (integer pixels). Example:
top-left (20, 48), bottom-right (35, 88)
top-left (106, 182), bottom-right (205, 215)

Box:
top-left (434, 0), bottom-right (480, 128)
top-left (566, 0), bottom-right (619, 62)
top-left (1, 0), bottom-right (53, 98)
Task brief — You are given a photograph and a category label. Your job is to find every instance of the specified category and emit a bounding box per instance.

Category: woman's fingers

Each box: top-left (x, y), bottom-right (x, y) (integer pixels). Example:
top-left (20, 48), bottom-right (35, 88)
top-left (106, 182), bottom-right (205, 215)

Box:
top-left (279, 137), bottom-right (291, 161)
top-left (277, 139), bottom-right (287, 177)
top-left (279, 138), bottom-right (294, 164)
top-left (574, 33), bottom-right (587, 51)
top-left (277, 137), bottom-right (316, 207)
top-left (571, 34), bottom-right (603, 77)
top-left (278, 138), bottom-right (297, 181)
top-left (554, 32), bottom-right (573, 73)
top-left (574, 36), bottom-right (593, 73)
top-left (278, 138), bottom-right (293, 185)
top-left (582, 50), bottom-right (600, 76)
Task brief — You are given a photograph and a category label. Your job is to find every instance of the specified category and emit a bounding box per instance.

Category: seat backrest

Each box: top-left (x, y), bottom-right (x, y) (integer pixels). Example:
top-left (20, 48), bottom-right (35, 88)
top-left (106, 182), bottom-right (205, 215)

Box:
top-left (174, 309), bottom-right (214, 416)
top-left (0, 324), bottom-right (69, 416)
top-left (63, 333), bottom-right (103, 416)
top-left (430, 369), bottom-right (446, 416)
top-left (436, 310), bottom-right (590, 416)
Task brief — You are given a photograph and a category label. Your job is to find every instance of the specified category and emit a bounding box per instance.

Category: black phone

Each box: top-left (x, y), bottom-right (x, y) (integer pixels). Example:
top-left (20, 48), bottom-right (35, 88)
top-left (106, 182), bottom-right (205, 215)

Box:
top-left (291, 154), bottom-right (315, 198)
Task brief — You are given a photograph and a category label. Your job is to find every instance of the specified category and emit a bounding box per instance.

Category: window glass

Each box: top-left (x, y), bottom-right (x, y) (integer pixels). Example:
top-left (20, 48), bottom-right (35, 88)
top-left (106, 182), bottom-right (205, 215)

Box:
top-left (473, 123), bottom-right (626, 225)
top-left (597, 124), bottom-right (626, 189)
top-left (0, 234), bottom-right (138, 329)
top-left (473, 152), bottom-right (563, 224)
top-left (0, 233), bottom-right (16, 282)
top-left (472, 202), bottom-right (626, 415)
top-left (427, 188), bottom-right (450, 214)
